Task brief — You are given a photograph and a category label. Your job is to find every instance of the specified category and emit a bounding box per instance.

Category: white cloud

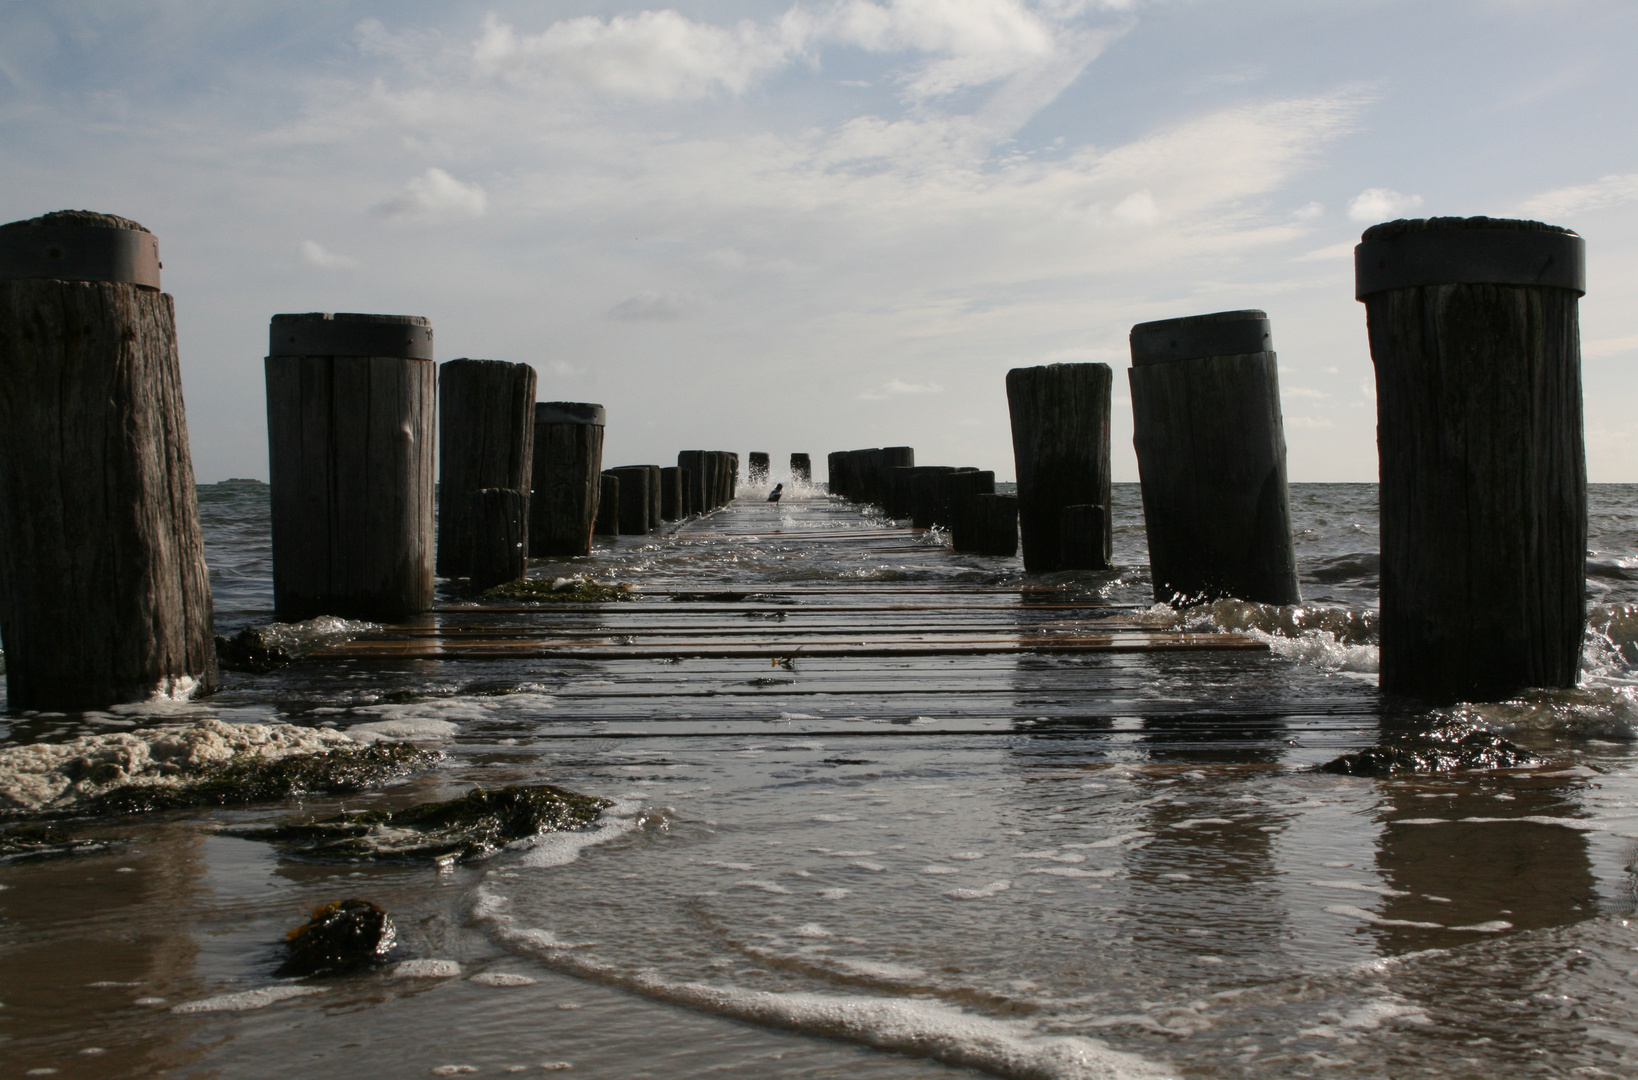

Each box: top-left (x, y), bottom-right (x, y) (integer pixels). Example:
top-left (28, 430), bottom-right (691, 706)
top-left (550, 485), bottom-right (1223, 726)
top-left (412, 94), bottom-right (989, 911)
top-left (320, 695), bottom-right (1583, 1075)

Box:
top-left (609, 291), bottom-right (689, 320)
top-left (374, 167), bottom-right (487, 221)
top-left (1294, 201), bottom-right (1324, 220)
top-left (300, 239), bottom-right (356, 268)
top-left (1585, 334), bottom-right (1638, 358)
top-left (1295, 240), bottom-right (1355, 261)
top-left (1519, 172), bottom-right (1638, 219)
top-left (1285, 416), bottom-right (1336, 429)
top-left (472, 10), bottom-right (808, 101)
top-left (1112, 189), bottom-right (1159, 224)
top-left (1347, 187), bottom-right (1422, 223)
top-left (859, 378), bottom-right (944, 400)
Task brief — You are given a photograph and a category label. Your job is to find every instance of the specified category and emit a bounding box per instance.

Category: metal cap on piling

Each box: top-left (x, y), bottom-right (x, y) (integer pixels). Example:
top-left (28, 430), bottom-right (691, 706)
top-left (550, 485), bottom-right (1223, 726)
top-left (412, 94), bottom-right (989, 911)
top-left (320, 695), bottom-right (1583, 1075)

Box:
top-left (1354, 217), bottom-right (1585, 299)
top-left (0, 211), bottom-right (161, 291)
top-left (269, 312), bottom-right (434, 359)
top-left (1129, 310), bottom-right (1271, 366)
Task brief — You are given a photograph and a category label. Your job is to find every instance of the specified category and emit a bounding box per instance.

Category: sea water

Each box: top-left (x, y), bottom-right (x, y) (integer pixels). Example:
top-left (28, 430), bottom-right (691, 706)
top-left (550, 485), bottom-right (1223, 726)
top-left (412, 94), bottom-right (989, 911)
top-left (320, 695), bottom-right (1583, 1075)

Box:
top-left (2, 481), bottom-right (1638, 1079)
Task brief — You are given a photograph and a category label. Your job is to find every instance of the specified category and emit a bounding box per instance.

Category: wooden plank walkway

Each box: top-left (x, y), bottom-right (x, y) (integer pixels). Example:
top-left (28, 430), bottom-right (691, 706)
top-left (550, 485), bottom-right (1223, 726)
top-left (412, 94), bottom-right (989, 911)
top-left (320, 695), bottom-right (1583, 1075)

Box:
top-left (291, 492), bottom-right (1384, 747)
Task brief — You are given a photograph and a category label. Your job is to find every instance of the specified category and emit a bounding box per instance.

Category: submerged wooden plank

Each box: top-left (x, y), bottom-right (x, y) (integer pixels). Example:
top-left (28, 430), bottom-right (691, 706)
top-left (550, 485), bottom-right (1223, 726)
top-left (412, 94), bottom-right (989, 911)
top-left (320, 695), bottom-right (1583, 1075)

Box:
top-left (310, 631), bottom-right (1265, 661)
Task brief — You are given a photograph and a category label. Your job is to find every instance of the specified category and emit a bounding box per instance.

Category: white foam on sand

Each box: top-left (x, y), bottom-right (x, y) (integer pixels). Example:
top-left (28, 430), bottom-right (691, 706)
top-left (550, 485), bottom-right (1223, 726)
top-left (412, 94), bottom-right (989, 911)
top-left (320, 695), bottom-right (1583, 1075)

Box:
top-left (514, 799), bottom-right (644, 868)
top-left (345, 718), bottom-right (461, 743)
top-left (0, 718), bottom-right (361, 812)
top-left (393, 959), bottom-right (462, 978)
top-left (172, 985), bottom-right (325, 1013)
top-left (474, 887), bottom-right (1174, 1080)
top-left (469, 971), bottom-right (539, 987)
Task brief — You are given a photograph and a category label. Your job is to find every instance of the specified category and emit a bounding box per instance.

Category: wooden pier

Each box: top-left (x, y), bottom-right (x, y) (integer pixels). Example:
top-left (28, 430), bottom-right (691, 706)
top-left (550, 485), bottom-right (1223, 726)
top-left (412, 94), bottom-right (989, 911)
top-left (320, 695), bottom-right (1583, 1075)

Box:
top-left (312, 515), bottom-right (1265, 664)
top-left (266, 492), bottom-right (1405, 747)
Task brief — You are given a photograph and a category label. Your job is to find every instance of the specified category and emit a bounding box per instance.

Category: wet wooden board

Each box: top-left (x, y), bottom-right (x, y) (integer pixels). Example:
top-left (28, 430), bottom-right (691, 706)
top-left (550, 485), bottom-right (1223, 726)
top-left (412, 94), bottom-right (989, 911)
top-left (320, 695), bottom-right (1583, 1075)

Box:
top-left (314, 630), bottom-right (1262, 661)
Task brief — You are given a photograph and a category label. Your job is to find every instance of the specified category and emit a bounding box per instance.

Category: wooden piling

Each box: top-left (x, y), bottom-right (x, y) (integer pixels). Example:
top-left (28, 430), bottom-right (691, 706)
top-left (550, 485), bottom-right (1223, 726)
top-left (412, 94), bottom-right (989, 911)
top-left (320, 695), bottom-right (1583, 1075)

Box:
top-left (679, 467), bottom-right (695, 517)
top-left (790, 453), bottom-right (811, 483)
top-left (529, 402), bottom-right (604, 558)
top-left (678, 452), bottom-right (708, 515)
top-left (266, 311), bottom-right (435, 620)
top-left (1058, 504), bottom-right (1108, 571)
top-left (645, 465), bottom-right (663, 528)
top-left (436, 359), bottom-right (536, 578)
top-left (728, 452), bottom-right (740, 501)
top-left (749, 452), bottom-right (770, 485)
top-left (469, 488), bottom-right (527, 590)
top-left (0, 211), bottom-right (217, 708)
top-left (1128, 310), bottom-right (1298, 605)
top-left (1006, 363), bottom-right (1112, 572)
top-left (945, 470), bottom-right (997, 551)
top-left (971, 494), bottom-right (1019, 557)
top-left (610, 466), bottom-right (652, 534)
top-left (660, 466), bottom-right (683, 520)
top-left (595, 472), bottom-right (620, 536)
top-left (1357, 216), bottom-right (1587, 702)
top-left (908, 466), bottom-right (956, 528)
top-left (827, 452), bottom-right (846, 497)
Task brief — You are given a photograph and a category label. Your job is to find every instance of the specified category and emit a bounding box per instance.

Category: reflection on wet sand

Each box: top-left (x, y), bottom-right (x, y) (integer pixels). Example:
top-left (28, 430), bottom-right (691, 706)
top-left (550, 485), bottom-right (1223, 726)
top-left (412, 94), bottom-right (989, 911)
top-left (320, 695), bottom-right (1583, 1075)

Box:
top-left (0, 822), bottom-right (208, 1077)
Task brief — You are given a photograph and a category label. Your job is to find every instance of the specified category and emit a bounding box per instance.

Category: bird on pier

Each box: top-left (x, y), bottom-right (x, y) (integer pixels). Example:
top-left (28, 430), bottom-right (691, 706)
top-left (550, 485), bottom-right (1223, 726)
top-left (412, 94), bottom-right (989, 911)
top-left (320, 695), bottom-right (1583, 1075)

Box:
top-left (767, 483), bottom-right (784, 503)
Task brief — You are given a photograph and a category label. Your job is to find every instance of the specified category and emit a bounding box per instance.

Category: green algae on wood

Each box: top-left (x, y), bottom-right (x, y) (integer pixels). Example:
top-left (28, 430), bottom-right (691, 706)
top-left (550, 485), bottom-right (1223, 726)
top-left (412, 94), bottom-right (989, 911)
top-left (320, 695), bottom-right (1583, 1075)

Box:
top-left (1320, 730), bottom-right (1538, 776)
top-left (80, 742), bottom-right (436, 815)
top-left (230, 783), bottom-right (613, 862)
top-left (482, 576), bottom-right (635, 603)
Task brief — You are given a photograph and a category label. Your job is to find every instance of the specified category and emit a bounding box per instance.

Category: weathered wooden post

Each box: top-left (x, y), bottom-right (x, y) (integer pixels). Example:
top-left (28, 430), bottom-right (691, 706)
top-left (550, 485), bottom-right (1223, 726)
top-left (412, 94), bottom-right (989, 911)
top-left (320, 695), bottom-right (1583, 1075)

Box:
top-left (529, 402), bottom-right (604, 558)
top-left (885, 466), bottom-right (918, 518)
top-left (971, 494), bottom-right (1019, 557)
top-left (729, 452), bottom-right (741, 501)
top-left (875, 447), bottom-right (913, 507)
top-left (595, 472), bottom-right (620, 535)
top-left (678, 451), bottom-right (707, 515)
top-left (266, 311), bottom-right (434, 621)
top-left (610, 466), bottom-right (651, 534)
top-left (0, 211), bottom-right (217, 708)
top-left (1006, 363), bottom-right (1112, 572)
top-left (791, 453), bottom-right (811, 484)
top-left (826, 452), bottom-right (845, 496)
top-left (1357, 216), bottom-right (1587, 702)
top-left (908, 466), bottom-right (956, 528)
top-left (645, 465), bottom-right (663, 528)
top-left (933, 468), bottom-right (990, 530)
top-left (469, 488), bottom-right (527, 590)
top-left (1058, 505), bottom-right (1107, 570)
top-left (436, 359), bottom-right (536, 578)
top-left (748, 452), bottom-right (770, 485)
top-left (679, 467), bottom-right (695, 516)
top-left (660, 466), bottom-right (683, 520)
top-left (1128, 310), bottom-right (1299, 604)
top-left (946, 470), bottom-right (997, 550)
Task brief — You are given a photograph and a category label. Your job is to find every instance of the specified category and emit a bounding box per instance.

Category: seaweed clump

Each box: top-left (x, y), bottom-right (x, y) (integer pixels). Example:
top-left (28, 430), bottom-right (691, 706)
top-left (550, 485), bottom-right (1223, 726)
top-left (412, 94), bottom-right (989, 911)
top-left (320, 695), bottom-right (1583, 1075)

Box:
top-left (278, 898), bottom-right (397, 976)
top-left (483, 576), bottom-right (636, 603)
top-left (216, 616), bottom-right (376, 673)
top-left (1320, 729), bottom-right (1538, 777)
top-left (0, 824), bottom-right (127, 863)
top-left (81, 742), bottom-right (436, 815)
top-left (230, 783), bottom-right (613, 862)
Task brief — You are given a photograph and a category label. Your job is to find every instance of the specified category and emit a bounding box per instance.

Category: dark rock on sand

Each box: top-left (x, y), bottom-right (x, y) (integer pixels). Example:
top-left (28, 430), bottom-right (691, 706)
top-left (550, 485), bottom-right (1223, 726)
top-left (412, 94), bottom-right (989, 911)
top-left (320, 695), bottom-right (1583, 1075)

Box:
top-left (278, 898), bottom-right (397, 976)
top-left (231, 783), bottom-right (613, 863)
top-left (1320, 729), bottom-right (1539, 776)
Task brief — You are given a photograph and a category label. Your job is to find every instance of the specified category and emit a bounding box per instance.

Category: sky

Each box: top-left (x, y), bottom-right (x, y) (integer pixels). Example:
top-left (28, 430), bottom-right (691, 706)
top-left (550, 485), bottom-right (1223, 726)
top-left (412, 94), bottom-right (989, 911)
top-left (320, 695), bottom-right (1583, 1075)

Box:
top-left (2, 0), bottom-right (1636, 483)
